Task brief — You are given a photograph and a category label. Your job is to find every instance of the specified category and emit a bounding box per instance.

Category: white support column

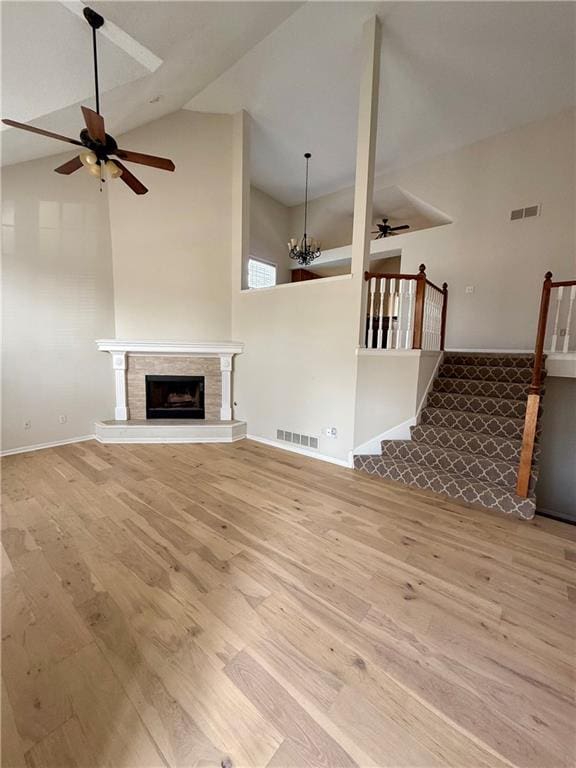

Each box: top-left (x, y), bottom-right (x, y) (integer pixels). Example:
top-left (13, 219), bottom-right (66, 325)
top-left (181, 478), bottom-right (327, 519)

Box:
top-left (350, 15), bottom-right (381, 345)
top-left (112, 352), bottom-right (129, 421)
top-left (232, 110), bottom-right (251, 293)
top-left (220, 354), bottom-right (233, 421)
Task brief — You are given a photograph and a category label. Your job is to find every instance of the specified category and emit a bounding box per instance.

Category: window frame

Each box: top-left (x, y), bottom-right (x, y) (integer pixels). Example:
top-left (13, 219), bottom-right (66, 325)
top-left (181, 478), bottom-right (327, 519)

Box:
top-left (247, 256), bottom-right (277, 290)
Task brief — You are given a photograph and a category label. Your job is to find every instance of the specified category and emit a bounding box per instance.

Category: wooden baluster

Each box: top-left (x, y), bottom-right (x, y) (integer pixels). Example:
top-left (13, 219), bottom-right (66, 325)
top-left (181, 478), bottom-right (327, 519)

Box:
top-left (376, 278), bottom-right (385, 348)
top-left (367, 277), bottom-right (376, 348)
top-left (397, 278), bottom-right (407, 348)
top-left (440, 282), bottom-right (448, 351)
top-left (550, 286), bottom-right (564, 352)
top-left (387, 278), bottom-right (396, 349)
top-left (412, 264), bottom-right (426, 349)
top-left (563, 285), bottom-right (576, 353)
top-left (406, 278), bottom-right (416, 349)
top-left (516, 271), bottom-right (553, 498)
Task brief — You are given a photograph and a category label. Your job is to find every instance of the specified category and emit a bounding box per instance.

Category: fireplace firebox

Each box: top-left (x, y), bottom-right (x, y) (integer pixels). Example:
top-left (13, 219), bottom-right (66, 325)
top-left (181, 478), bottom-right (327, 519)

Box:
top-left (145, 375), bottom-right (205, 420)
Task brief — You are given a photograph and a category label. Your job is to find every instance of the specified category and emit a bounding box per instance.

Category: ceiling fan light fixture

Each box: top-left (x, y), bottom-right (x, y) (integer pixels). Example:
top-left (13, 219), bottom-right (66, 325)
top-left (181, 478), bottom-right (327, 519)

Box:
top-left (105, 159), bottom-right (122, 178)
top-left (86, 162), bottom-right (102, 178)
top-left (79, 149), bottom-right (98, 167)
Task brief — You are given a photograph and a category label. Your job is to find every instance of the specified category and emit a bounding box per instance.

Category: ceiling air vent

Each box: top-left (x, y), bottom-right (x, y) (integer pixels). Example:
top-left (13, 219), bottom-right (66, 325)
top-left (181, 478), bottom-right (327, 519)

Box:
top-left (510, 208), bottom-right (524, 221)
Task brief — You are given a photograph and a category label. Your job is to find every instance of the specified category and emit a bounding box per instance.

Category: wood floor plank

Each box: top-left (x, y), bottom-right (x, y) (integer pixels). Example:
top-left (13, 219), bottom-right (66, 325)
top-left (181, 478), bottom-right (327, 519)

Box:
top-left (2, 440), bottom-right (574, 768)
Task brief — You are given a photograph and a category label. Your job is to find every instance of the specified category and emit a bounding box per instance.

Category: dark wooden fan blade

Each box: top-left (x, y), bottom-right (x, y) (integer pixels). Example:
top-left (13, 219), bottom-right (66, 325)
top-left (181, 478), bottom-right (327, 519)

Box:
top-left (114, 161), bottom-right (148, 195)
top-left (54, 156), bottom-right (83, 175)
top-left (81, 106), bottom-right (105, 143)
top-left (390, 224), bottom-right (410, 231)
top-left (2, 119), bottom-right (82, 146)
top-left (115, 149), bottom-right (175, 172)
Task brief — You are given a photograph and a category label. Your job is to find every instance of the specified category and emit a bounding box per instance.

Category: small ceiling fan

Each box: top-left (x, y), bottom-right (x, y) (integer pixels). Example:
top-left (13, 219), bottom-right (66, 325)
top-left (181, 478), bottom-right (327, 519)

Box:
top-left (2, 6), bottom-right (175, 195)
top-left (372, 217), bottom-right (410, 238)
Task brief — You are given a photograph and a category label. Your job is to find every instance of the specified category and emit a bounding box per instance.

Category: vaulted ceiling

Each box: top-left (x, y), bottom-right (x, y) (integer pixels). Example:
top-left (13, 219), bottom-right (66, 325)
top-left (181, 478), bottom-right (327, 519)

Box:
top-left (2, 1), bottom-right (575, 206)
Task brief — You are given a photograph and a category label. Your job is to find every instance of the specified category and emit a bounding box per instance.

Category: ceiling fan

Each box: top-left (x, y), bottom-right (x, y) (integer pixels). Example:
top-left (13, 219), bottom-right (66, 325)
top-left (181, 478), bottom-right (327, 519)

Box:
top-left (372, 217), bottom-right (410, 238)
top-left (2, 6), bottom-right (175, 195)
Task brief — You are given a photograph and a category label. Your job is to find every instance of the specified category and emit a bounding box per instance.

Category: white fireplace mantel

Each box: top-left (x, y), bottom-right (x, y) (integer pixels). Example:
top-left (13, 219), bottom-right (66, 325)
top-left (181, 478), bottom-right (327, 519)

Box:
top-left (96, 339), bottom-right (244, 421)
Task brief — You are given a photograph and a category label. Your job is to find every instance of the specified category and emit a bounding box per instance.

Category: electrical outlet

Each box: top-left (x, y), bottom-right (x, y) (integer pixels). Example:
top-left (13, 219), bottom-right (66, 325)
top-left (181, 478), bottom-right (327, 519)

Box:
top-left (58, 415), bottom-right (67, 424)
top-left (24, 420), bottom-right (31, 430)
top-left (324, 427), bottom-right (338, 439)
top-left (465, 286), bottom-right (475, 294)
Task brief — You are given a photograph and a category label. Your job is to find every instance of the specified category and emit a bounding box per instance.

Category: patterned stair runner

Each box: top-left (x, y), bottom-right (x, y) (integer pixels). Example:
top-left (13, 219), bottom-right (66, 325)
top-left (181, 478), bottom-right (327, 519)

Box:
top-left (354, 352), bottom-right (545, 519)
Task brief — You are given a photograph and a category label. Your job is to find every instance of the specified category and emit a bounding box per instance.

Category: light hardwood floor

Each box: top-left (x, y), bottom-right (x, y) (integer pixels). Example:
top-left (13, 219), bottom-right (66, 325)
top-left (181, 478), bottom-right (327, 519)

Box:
top-left (1, 439), bottom-right (575, 768)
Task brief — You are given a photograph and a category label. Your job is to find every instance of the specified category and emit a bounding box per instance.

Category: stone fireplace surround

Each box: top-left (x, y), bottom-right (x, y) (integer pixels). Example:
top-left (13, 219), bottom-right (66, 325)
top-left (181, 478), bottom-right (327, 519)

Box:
top-left (95, 340), bottom-right (245, 443)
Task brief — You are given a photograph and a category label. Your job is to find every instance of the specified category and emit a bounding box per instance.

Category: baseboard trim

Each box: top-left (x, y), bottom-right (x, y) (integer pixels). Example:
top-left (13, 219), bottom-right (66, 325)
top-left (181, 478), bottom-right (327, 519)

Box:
top-left (445, 348), bottom-right (533, 353)
top-left (93, 434), bottom-right (245, 445)
top-left (536, 507), bottom-right (576, 525)
top-left (246, 434), bottom-right (353, 468)
top-left (1, 434), bottom-right (95, 457)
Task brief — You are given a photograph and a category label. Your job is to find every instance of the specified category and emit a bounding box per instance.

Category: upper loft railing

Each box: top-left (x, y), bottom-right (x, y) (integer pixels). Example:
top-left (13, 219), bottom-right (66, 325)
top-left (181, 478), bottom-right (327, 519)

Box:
top-left (516, 272), bottom-right (576, 498)
top-left (364, 263), bottom-right (448, 351)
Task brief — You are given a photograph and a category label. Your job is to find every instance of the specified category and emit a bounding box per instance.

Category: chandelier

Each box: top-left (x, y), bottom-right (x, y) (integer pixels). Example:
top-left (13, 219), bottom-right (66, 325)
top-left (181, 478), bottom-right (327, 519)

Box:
top-left (288, 152), bottom-right (321, 266)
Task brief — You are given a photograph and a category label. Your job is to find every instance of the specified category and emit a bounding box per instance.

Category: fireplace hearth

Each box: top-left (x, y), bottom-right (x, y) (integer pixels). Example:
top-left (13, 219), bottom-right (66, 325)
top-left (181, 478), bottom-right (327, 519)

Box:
top-left (146, 375), bottom-right (205, 420)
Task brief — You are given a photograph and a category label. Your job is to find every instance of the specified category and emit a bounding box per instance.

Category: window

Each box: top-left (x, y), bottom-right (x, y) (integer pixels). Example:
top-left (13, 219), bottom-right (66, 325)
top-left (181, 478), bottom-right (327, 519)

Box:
top-left (248, 257), bottom-right (276, 289)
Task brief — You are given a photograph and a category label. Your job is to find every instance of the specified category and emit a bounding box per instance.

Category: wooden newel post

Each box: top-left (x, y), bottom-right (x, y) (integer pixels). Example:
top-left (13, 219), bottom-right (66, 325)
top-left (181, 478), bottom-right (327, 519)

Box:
top-left (412, 264), bottom-right (426, 349)
top-left (516, 271), bottom-right (553, 498)
top-left (440, 282), bottom-right (448, 351)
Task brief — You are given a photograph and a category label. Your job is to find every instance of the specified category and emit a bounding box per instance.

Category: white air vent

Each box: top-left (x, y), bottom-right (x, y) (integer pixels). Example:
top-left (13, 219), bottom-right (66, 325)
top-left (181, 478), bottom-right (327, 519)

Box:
top-left (277, 430), bottom-right (318, 449)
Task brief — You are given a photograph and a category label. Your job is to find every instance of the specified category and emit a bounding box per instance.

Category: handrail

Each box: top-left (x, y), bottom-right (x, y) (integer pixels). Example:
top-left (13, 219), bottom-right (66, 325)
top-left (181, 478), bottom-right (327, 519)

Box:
top-left (516, 272), bottom-right (576, 497)
top-left (364, 263), bottom-right (448, 351)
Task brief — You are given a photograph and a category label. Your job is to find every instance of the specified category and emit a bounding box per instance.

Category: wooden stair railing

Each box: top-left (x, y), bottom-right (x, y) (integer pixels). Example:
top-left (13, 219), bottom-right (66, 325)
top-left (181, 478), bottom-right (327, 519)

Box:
top-left (364, 263), bottom-right (448, 351)
top-left (516, 271), bottom-right (576, 497)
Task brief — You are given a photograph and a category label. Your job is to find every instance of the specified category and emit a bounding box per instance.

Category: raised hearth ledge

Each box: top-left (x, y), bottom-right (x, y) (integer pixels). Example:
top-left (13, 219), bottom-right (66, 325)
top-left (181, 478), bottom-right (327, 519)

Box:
top-left (96, 339), bottom-right (244, 421)
top-left (95, 419), bottom-right (246, 444)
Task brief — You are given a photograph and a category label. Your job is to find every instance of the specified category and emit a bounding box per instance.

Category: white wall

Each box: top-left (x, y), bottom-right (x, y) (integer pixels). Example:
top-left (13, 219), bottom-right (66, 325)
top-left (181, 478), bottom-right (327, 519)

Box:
top-left (232, 276), bottom-right (359, 462)
top-left (108, 110), bottom-right (234, 341)
top-left (354, 350), bottom-right (441, 449)
top-left (1, 152), bottom-right (116, 453)
top-left (290, 108), bottom-right (576, 350)
top-left (249, 186), bottom-right (292, 286)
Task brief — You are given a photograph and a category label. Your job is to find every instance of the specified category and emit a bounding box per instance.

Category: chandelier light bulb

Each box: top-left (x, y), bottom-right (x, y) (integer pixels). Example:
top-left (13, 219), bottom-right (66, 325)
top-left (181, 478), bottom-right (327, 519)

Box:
top-left (87, 162), bottom-right (102, 177)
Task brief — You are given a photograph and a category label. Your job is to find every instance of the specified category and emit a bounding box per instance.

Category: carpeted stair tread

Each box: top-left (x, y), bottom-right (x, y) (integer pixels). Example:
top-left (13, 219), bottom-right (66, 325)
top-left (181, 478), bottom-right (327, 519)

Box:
top-left (353, 455), bottom-right (536, 519)
top-left (379, 440), bottom-right (537, 491)
top-left (427, 391), bottom-right (526, 418)
top-left (354, 349), bottom-right (545, 519)
top-left (420, 407), bottom-right (526, 441)
top-left (432, 377), bottom-right (531, 400)
top-left (443, 353), bottom-right (535, 368)
top-left (439, 363), bottom-right (537, 383)
top-left (409, 424), bottom-right (532, 463)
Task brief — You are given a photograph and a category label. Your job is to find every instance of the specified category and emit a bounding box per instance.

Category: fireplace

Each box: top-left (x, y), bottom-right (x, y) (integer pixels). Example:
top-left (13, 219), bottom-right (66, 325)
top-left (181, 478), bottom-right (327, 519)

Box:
top-left (145, 375), bottom-right (205, 420)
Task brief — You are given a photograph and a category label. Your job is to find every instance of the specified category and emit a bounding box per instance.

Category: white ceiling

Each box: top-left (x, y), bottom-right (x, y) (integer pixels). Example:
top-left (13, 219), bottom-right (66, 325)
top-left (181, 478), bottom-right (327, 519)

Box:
top-left (2, 1), bottom-right (574, 206)
top-left (0, 1), bottom-right (301, 165)
top-left (186, 1), bottom-right (576, 205)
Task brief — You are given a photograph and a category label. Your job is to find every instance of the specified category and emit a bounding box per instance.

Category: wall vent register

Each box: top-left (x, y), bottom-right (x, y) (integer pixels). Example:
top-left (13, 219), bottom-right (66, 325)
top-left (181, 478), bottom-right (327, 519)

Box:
top-left (277, 429), bottom-right (318, 449)
top-left (510, 204), bottom-right (541, 221)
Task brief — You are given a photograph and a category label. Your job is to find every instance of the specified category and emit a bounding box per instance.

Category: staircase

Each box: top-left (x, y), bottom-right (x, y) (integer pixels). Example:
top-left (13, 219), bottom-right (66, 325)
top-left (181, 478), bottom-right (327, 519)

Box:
top-left (354, 352), bottom-right (546, 519)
